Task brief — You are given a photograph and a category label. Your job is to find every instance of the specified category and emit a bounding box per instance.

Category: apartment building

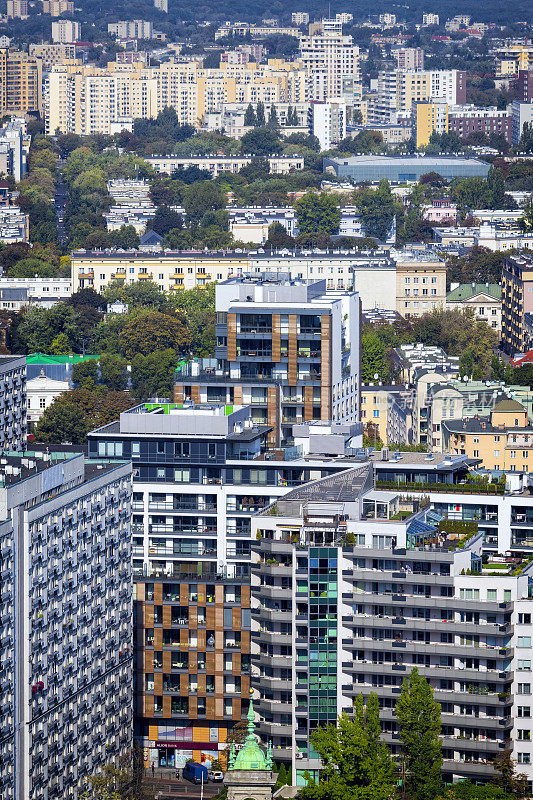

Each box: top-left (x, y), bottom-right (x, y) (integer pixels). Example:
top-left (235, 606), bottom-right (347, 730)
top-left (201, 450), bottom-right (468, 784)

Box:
top-left (446, 283), bottom-right (502, 331)
top-left (250, 462), bottom-right (533, 787)
top-left (309, 99), bottom-right (347, 150)
top-left (292, 12), bottom-right (309, 25)
top-left (145, 154), bottom-right (304, 177)
top-left (214, 23), bottom-right (300, 41)
top-left (501, 255), bottom-right (533, 354)
top-left (395, 249), bottom-right (447, 318)
top-left (448, 106), bottom-right (512, 144)
top-left (360, 384), bottom-right (413, 445)
top-left (41, 0), bottom-right (74, 15)
top-left (87, 403), bottom-right (363, 768)
top-left (6, 0), bottom-right (28, 19)
top-left (29, 43), bottom-right (77, 69)
top-left (442, 398), bottom-right (533, 472)
top-left (0, 206), bottom-right (29, 243)
top-left (0, 49), bottom-right (42, 115)
top-left (108, 20), bottom-right (154, 39)
top-left (422, 14), bottom-right (439, 26)
top-left (0, 276), bottom-right (71, 310)
top-left (298, 22), bottom-right (360, 101)
top-left (511, 101), bottom-right (533, 145)
top-left (413, 100), bottom-right (448, 148)
top-left (174, 276), bottom-right (360, 445)
top-left (0, 355), bottom-right (26, 450)
top-left (393, 46), bottom-right (424, 71)
top-left (0, 449), bottom-right (133, 800)
top-left (369, 69), bottom-right (465, 126)
top-left (51, 19), bottom-right (80, 43)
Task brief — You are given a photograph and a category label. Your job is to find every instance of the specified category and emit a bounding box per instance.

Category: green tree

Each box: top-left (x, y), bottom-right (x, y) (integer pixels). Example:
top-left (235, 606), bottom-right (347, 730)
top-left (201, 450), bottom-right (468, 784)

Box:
top-left (361, 329), bottom-right (390, 383)
top-left (266, 221), bottom-right (295, 249)
top-left (34, 399), bottom-right (89, 444)
top-left (99, 353), bottom-right (129, 391)
top-left (119, 310), bottom-right (191, 359)
top-left (492, 750), bottom-right (529, 799)
top-left (240, 128), bottom-right (282, 156)
top-left (72, 358), bottom-right (99, 389)
top-left (171, 283), bottom-right (215, 357)
top-left (299, 698), bottom-right (395, 800)
top-left (130, 348), bottom-right (179, 401)
top-left (519, 202), bottom-right (533, 233)
top-left (148, 206), bottom-right (183, 236)
top-left (183, 182), bottom-right (226, 226)
top-left (354, 180), bottom-right (396, 241)
top-left (255, 101), bottom-right (266, 127)
top-left (275, 763), bottom-right (289, 789)
top-left (267, 104), bottom-right (279, 130)
top-left (8, 258), bottom-right (57, 278)
top-left (396, 667), bottom-right (442, 800)
top-left (244, 103), bottom-right (256, 126)
top-left (437, 781), bottom-right (515, 800)
top-left (295, 192), bottom-right (340, 236)
top-left (49, 332), bottom-right (72, 355)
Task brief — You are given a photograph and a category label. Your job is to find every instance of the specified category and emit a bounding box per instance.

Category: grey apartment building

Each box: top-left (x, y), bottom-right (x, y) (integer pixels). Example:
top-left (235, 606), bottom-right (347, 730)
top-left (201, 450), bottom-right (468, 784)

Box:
top-left (0, 450), bottom-right (133, 800)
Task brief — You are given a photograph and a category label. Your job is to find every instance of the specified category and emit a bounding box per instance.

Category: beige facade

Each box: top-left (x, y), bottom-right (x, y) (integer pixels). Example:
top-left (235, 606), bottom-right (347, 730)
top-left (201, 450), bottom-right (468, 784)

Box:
top-left (298, 28), bottom-right (359, 100)
top-left (0, 49), bottom-right (42, 115)
top-left (395, 253), bottom-right (447, 318)
top-left (29, 43), bottom-right (77, 69)
top-left (442, 400), bottom-right (533, 472)
top-left (361, 385), bottom-right (413, 445)
top-left (71, 252), bottom-right (251, 294)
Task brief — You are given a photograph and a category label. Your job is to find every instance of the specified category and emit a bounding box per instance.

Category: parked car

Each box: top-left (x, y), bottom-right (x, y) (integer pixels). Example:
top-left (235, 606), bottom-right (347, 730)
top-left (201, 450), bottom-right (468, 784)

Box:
top-left (210, 771), bottom-right (224, 783)
top-left (182, 762), bottom-right (209, 784)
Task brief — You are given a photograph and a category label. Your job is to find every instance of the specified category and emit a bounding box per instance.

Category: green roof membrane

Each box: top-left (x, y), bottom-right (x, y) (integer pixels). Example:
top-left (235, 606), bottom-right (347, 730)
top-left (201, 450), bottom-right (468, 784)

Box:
top-left (26, 353), bottom-right (100, 365)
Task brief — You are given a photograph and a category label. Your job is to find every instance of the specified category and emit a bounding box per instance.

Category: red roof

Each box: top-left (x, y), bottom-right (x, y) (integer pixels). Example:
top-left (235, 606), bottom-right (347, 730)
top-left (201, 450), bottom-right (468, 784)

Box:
top-left (510, 350), bottom-right (533, 367)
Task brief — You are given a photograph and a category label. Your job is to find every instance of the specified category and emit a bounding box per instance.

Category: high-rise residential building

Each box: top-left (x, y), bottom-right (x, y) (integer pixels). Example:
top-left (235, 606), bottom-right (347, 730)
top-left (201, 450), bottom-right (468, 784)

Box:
top-left (422, 13), bottom-right (439, 26)
top-left (87, 402), bottom-right (362, 770)
top-left (154, 0), bottom-right (167, 11)
top-left (394, 250), bottom-right (447, 319)
top-left (0, 116), bottom-right (30, 181)
top-left (292, 11), bottom-right (309, 25)
top-left (41, 0), bottom-right (73, 14)
top-left (0, 448), bottom-right (133, 800)
top-left (51, 19), bottom-right (81, 43)
top-left (29, 43), bottom-right (77, 70)
top-left (174, 276), bottom-right (361, 446)
top-left (368, 69), bottom-right (465, 126)
top-left (393, 46), bottom-right (424, 71)
top-left (108, 20), bottom-right (154, 39)
top-left (250, 456), bottom-right (533, 787)
top-left (0, 49), bottom-right (42, 115)
top-left (6, 0), bottom-right (28, 19)
top-left (413, 99), bottom-right (448, 148)
top-left (515, 70), bottom-right (533, 103)
top-left (501, 255), bottom-right (533, 354)
top-left (308, 98), bottom-right (346, 150)
top-left (511, 101), bottom-right (533, 144)
top-left (0, 356), bottom-right (26, 450)
top-left (298, 21), bottom-right (359, 101)
top-left (379, 13), bottom-right (396, 26)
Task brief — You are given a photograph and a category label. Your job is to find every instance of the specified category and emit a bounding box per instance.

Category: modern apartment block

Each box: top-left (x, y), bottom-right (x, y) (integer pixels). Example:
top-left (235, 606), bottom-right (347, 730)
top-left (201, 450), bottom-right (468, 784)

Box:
top-left (501, 255), bottom-right (533, 354)
top-left (0, 355), bottom-right (26, 451)
top-left (250, 460), bottom-right (533, 788)
top-left (0, 449), bottom-right (133, 800)
top-left (298, 21), bottom-right (360, 101)
top-left (174, 276), bottom-right (361, 445)
top-left (87, 403), bottom-right (363, 768)
top-left (0, 49), bottom-right (42, 115)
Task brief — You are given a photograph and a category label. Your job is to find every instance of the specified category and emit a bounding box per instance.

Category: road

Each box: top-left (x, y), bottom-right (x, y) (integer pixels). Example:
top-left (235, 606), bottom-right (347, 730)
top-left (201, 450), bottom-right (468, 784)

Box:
top-left (146, 773), bottom-right (222, 799)
top-left (54, 169), bottom-right (68, 245)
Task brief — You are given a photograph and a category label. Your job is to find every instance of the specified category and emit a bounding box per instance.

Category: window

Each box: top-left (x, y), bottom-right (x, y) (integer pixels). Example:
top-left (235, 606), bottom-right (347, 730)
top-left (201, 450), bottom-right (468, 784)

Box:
top-left (518, 661), bottom-right (532, 671)
top-left (39, 397), bottom-right (46, 409)
top-left (373, 410), bottom-right (380, 418)
top-left (518, 684), bottom-right (531, 695)
top-left (504, 590), bottom-right (512, 602)
top-left (460, 589), bottom-right (480, 600)
top-left (518, 707), bottom-right (531, 717)
top-left (520, 614), bottom-right (532, 625)
top-left (519, 637), bottom-right (532, 648)
top-left (518, 754), bottom-right (531, 764)
top-left (487, 589), bottom-right (497, 601)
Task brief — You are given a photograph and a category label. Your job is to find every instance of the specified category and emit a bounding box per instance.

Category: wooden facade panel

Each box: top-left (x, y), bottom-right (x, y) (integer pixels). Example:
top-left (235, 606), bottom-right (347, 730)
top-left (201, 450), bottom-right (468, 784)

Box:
top-left (233, 387), bottom-right (243, 405)
top-left (144, 695), bottom-right (154, 717)
top-left (174, 384), bottom-right (184, 403)
top-left (288, 314), bottom-right (297, 385)
top-left (180, 673), bottom-right (189, 695)
top-left (154, 583), bottom-right (163, 604)
top-left (191, 386), bottom-right (200, 404)
top-left (320, 315), bottom-right (331, 420)
top-left (215, 654), bottom-right (224, 675)
top-left (241, 585), bottom-right (250, 608)
top-left (144, 650), bottom-right (154, 673)
top-left (189, 651), bottom-right (197, 673)
top-left (232, 653), bottom-right (241, 676)
top-left (215, 584), bottom-right (224, 604)
top-left (189, 606), bottom-right (197, 630)
top-left (180, 584), bottom-right (189, 605)
top-left (272, 314), bottom-right (281, 361)
top-left (241, 630), bottom-right (250, 653)
top-left (162, 651), bottom-right (172, 672)
top-left (232, 608), bottom-right (241, 631)
top-left (206, 652), bottom-right (215, 673)
top-left (232, 698), bottom-right (241, 720)
top-left (197, 629), bottom-right (206, 649)
top-left (215, 675), bottom-right (224, 695)
top-left (206, 606), bottom-right (215, 628)
top-left (144, 604), bottom-right (154, 627)
top-left (215, 630), bottom-right (223, 650)
top-left (197, 673), bottom-right (206, 696)
top-left (154, 673), bottom-right (163, 694)
top-left (189, 696), bottom-right (197, 720)
top-left (198, 584), bottom-right (206, 604)
top-left (154, 629), bottom-right (163, 649)
top-left (227, 313), bottom-right (237, 360)
top-left (180, 629), bottom-right (188, 648)
top-left (162, 606), bottom-right (171, 629)
top-left (136, 584), bottom-right (145, 602)
top-left (215, 698), bottom-right (224, 719)
top-left (214, 605), bottom-right (224, 630)
top-left (163, 695), bottom-right (172, 718)
top-left (206, 697), bottom-right (215, 720)
top-left (267, 386), bottom-right (278, 444)
top-left (241, 675), bottom-right (250, 697)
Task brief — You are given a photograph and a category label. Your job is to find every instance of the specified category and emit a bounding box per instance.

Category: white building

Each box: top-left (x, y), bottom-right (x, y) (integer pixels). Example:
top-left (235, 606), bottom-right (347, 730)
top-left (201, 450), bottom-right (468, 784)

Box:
top-left (422, 13), bottom-right (439, 25)
top-left (0, 207), bottom-right (29, 243)
top-left (26, 372), bottom-right (69, 425)
top-left (228, 207), bottom-right (298, 244)
top-left (379, 13), bottom-right (396, 26)
top-left (511, 101), bottom-right (533, 144)
top-left (145, 154), bottom-right (304, 177)
top-left (0, 116), bottom-right (30, 181)
top-left (298, 21), bottom-right (360, 101)
top-left (0, 277), bottom-right (71, 310)
top-left (291, 11), bottom-right (309, 25)
top-left (51, 19), bottom-right (80, 42)
top-left (0, 355), bottom-right (26, 450)
top-left (107, 20), bottom-right (154, 39)
top-left (309, 98), bottom-right (346, 150)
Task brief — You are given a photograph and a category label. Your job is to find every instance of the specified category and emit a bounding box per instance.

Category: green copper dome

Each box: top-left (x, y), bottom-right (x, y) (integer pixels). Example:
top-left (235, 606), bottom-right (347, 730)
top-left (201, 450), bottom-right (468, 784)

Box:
top-left (229, 698), bottom-right (272, 771)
